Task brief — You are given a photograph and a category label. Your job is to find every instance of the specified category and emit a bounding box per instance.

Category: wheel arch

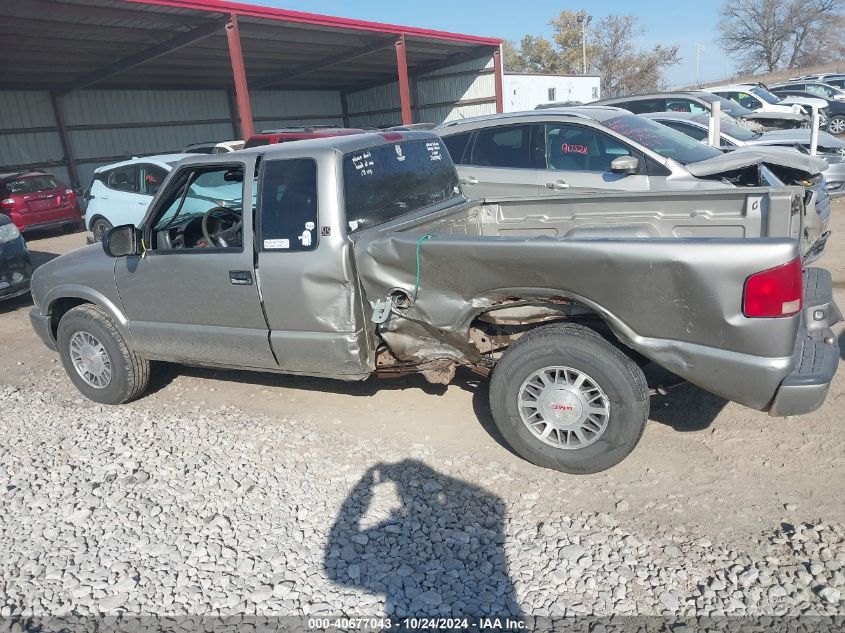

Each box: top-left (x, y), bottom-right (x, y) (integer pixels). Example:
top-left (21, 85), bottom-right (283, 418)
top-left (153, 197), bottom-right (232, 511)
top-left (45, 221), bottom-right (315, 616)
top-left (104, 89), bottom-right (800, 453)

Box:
top-left (43, 285), bottom-right (131, 344)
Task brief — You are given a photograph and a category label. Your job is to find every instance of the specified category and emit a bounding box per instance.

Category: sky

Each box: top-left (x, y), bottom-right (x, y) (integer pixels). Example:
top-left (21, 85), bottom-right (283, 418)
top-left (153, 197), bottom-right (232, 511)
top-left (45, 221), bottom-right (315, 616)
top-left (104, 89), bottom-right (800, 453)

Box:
top-left (255, 0), bottom-right (735, 87)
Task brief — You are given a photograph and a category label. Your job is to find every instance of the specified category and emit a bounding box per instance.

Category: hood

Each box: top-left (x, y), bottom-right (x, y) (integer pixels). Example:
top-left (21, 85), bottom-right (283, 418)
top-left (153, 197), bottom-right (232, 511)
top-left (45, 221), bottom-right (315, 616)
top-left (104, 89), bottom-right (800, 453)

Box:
top-left (686, 147), bottom-right (827, 178)
top-left (754, 129), bottom-right (845, 148)
top-left (741, 111), bottom-right (805, 123)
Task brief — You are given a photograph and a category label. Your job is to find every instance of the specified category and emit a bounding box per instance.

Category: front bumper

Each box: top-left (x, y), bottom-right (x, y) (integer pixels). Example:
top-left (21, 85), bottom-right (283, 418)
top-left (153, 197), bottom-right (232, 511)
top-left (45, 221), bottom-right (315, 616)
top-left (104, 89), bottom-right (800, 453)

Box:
top-left (29, 307), bottom-right (56, 351)
top-left (769, 267), bottom-right (842, 416)
top-left (0, 237), bottom-right (33, 301)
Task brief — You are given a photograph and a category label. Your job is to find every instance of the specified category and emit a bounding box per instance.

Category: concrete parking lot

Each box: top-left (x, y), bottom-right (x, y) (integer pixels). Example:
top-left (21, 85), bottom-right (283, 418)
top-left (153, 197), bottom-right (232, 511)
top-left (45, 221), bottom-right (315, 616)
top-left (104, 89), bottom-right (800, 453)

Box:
top-left (0, 208), bottom-right (844, 617)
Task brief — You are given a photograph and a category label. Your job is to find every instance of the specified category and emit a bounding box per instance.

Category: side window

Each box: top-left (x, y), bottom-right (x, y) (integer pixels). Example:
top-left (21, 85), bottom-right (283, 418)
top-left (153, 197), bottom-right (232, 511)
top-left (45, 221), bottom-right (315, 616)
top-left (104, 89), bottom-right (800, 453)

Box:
top-left (732, 92), bottom-right (758, 109)
top-left (258, 158), bottom-right (318, 252)
top-left (140, 164), bottom-right (167, 196)
top-left (544, 124), bottom-right (634, 172)
top-left (469, 125), bottom-right (532, 168)
top-left (150, 164), bottom-right (244, 251)
top-left (548, 87), bottom-right (556, 101)
top-left (623, 98), bottom-right (666, 114)
top-left (660, 120), bottom-right (708, 141)
top-left (443, 132), bottom-right (472, 164)
top-left (107, 165), bottom-right (138, 193)
top-left (666, 98), bottom-right (707, 114)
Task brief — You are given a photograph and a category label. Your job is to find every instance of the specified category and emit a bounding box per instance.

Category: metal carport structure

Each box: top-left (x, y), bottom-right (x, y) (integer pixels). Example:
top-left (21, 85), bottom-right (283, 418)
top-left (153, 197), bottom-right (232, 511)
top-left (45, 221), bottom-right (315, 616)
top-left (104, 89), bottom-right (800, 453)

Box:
top-left (0, 0), bottom-right (503, 190)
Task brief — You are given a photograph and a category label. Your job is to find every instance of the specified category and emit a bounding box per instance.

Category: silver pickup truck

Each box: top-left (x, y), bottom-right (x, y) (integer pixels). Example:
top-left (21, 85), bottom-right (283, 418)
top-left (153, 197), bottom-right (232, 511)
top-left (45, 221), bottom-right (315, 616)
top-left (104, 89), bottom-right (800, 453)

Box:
top-left (28, 131), bottom-right (841, 474)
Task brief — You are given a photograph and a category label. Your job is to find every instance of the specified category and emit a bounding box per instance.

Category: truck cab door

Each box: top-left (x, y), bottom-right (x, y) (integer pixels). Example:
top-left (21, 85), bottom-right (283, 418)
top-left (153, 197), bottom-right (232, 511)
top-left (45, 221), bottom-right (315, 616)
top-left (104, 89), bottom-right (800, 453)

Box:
top-left (113, 157), bottom-right (277, 369)
top-left (254, 156), bottom-right (370, 379)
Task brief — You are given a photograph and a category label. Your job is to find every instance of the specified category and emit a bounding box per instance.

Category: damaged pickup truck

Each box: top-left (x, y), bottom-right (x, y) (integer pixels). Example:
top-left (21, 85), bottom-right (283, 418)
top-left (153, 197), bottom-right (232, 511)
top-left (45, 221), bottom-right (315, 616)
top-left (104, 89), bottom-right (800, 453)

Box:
top-left (29, 131), bottom-right (841, 473)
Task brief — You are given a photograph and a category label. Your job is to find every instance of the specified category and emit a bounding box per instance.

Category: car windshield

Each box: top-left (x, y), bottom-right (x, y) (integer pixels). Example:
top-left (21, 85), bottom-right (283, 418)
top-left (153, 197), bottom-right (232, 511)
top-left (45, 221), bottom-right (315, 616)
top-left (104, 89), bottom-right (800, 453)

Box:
top-left (750, 86), bottom-right (782, 104)
top-left (689, 114), bottom-right (760, 141)
top-left (602, 115), bottom-right (722, 164)
top-left (696, 92), bottom-right (753, 117)
top-left (1, 175), bottom-right (58, 195)
top-left (343, 138), bottom-right (461, 233)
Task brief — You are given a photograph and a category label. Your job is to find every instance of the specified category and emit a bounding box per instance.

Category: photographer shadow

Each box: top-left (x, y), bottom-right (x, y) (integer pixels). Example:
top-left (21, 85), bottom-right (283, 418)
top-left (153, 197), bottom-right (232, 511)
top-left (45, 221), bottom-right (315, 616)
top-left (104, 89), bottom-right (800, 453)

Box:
top-left (324, 459), bottom-right (522, 621)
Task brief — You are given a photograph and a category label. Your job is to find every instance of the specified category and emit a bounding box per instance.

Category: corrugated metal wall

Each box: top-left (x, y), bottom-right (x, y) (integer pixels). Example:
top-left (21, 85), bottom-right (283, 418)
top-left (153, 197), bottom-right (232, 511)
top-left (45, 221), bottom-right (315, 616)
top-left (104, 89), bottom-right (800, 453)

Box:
top-left (346, 53), bottom-right (496, 127)
top-left (0, 58), bottom-right (494, 190)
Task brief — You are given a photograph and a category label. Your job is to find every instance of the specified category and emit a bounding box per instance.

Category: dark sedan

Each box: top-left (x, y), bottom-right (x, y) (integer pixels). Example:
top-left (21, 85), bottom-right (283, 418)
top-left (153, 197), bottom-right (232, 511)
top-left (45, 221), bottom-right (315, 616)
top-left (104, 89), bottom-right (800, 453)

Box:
top-left (0, 214), bottom-right (32, 301)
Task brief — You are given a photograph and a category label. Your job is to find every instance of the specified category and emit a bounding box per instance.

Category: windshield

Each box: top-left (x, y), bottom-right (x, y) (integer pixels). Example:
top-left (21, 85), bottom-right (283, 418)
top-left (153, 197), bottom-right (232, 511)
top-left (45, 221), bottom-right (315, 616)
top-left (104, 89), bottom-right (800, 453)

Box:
top-left (696, 92), bottom-right (753, 117)
top-left (602, 115), bottom-right (722, 164)
top-left (750, 86), bottom-right (781, 104)
top-left (689, 114), bottom-right (759, 141)
top-left (343, 138), bottom-right (461, 233)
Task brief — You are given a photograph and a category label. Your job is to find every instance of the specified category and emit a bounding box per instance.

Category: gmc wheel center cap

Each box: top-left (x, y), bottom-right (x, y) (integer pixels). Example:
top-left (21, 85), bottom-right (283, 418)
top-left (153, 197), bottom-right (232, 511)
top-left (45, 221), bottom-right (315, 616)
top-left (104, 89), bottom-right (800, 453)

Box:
top-left (540, 389), bottom-right (584, 426)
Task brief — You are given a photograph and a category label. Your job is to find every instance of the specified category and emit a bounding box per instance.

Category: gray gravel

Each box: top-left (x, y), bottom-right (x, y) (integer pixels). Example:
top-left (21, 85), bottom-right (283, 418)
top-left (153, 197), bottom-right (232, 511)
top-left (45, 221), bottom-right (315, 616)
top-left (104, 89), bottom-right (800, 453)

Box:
top-left (0, 379), bottom-right (844, 618)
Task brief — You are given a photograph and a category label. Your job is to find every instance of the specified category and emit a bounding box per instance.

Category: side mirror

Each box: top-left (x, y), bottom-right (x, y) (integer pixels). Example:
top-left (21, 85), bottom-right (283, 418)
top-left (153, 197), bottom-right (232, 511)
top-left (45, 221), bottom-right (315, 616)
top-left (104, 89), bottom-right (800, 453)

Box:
top-left (102, 224), bottom-right (140, 258)
top-left (610, 155), bottom-right (640, 175)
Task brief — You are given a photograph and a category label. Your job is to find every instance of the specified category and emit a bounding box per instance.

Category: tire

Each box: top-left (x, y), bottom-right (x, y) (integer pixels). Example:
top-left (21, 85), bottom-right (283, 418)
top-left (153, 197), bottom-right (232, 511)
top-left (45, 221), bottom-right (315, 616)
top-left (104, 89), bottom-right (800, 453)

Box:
top-left (90, 217), bottom-right (112, 242)
top-left (489, 323), bottom-right (649, 474)
top-left (828, 115), bottom-right (845, 136)
top-left (57, 304), bottom-right (150, 405)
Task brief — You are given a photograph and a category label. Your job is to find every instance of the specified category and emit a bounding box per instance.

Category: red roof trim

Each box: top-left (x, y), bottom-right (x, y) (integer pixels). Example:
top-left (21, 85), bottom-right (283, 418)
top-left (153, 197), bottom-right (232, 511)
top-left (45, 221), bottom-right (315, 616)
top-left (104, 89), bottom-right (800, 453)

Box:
top-left (121, 0), bottom-right (502, 45)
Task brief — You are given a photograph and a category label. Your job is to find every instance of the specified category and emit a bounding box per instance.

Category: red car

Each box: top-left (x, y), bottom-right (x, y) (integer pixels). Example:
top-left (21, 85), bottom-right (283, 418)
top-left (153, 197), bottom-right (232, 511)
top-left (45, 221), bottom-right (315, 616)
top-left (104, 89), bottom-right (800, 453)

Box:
top-left (0, 171), bottom-right (83, 233)
top-left (243, 126), bottom-right (367, 148)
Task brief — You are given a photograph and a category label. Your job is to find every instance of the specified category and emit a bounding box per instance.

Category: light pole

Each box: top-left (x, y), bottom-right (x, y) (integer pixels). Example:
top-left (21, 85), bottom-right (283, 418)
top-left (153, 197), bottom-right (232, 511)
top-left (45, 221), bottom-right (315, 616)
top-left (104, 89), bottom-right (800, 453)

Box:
top-left (695, 43), bottom-right (705, 86)
top-left (577, 14), bottom-right (592, 75)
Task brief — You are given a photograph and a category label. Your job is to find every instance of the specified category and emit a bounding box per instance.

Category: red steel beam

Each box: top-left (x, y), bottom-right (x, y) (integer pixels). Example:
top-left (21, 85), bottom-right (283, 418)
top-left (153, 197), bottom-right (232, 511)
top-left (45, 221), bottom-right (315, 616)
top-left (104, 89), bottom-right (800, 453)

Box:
top-left (225, 13), bottom-right (254, 139)
top-left (493, 45), bottom-right (504, 114)
top-left (395, 35), bottom-right (412, 125)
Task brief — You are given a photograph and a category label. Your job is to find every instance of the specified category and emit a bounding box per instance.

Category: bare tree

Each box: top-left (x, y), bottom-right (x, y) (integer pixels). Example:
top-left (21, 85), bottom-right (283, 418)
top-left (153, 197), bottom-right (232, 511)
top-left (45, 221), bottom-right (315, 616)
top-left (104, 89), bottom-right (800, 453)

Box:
top-left (718, 0), bottom-right (844, 73)
top-left (502, 11), bottom-right (681, 99)
top-left (588, 15), bottom-right (681, 98)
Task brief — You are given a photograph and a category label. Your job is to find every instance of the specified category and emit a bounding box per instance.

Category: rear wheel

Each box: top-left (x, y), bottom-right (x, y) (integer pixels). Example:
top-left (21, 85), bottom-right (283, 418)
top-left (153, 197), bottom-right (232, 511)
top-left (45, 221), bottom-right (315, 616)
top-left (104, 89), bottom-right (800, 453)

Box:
top-left (489, 323), bottom-right (649, 474)
top-left (57, 304), bottom-right (150, 405)
top-left (90, 217), bottom-right (112, 242)
top-left (828, 115), bottom-right (845, 135)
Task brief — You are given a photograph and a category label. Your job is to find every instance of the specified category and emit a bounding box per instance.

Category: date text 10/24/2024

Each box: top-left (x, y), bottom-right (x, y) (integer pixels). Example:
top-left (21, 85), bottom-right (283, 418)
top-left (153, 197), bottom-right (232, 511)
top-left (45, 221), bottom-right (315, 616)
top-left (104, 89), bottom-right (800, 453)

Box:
top-left (307, 617), bottom-right (526, 630)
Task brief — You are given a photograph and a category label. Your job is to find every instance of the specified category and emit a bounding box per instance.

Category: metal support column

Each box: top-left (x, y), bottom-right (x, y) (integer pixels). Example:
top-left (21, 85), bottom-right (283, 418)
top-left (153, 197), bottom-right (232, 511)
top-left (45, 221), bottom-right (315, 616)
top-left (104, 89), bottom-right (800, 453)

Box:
top-left (225, 14), bottom-right (254, 139)
top-left (493, 45), bottom-right (504, 114)
top-left (395, 35), bottom-right (412, 125)
top-left (50, 91), bottom-right (80, 191)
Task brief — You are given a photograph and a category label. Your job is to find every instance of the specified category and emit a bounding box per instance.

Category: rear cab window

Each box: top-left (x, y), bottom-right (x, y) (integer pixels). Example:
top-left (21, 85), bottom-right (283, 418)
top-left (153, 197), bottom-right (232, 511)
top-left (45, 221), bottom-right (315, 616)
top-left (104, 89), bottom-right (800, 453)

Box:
top-left (343, 138), bottom-right (461, 233)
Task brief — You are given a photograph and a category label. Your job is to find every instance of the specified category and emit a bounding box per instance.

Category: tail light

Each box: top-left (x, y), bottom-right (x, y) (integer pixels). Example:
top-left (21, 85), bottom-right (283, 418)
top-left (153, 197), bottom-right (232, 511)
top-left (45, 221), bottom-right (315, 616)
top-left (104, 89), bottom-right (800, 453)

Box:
top-left (1, 198), bottom-right (15, 210)
top-left (743, 258), bottom-right (803, 318)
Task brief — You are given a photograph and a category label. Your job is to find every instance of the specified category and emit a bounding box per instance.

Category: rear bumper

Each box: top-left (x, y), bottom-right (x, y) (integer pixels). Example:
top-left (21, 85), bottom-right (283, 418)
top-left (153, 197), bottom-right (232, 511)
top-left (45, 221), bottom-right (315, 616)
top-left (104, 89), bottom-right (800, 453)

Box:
top-left (0, 238), bottom-right (33, 301)
top-left (769, 267), bottom-right (841, 416)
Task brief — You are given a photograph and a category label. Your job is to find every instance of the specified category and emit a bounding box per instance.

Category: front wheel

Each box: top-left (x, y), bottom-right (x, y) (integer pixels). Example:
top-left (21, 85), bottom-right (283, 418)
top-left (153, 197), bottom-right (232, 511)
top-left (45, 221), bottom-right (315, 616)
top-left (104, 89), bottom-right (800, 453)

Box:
top-left (828, 115), bottom-right (845, 136)
top-left (489, 323), bottom-right (649, 474)
top-left (90, 217), bottom-right (112, 242)
top-left (57, 304), bottom-right (150, 405)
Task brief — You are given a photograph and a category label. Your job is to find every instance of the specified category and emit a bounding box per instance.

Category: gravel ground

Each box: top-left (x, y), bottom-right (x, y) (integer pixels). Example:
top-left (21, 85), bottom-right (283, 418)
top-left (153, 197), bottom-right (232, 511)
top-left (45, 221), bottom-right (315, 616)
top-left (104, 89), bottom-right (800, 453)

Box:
top-left (1, 375), bottom-right (843, 619)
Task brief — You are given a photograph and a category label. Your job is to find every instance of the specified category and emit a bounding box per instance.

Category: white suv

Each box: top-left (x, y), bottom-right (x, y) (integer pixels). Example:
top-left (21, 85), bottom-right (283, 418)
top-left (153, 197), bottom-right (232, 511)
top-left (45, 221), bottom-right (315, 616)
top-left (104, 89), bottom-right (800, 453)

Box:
top-left (83, 154), bottom-right (189, 240)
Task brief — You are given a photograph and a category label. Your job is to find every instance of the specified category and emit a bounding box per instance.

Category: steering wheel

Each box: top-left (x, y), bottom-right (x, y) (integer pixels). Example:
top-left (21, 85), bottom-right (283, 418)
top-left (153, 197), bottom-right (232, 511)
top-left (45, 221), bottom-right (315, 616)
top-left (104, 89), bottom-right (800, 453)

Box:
top-left (201, 206), bottom-right (242, 248)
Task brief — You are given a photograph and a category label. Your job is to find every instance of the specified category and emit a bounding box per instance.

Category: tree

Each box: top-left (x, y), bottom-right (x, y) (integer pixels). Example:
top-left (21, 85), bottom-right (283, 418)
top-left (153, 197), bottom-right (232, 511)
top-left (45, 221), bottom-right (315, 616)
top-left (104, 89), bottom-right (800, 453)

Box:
top-left (502, 12), bottom-right (681, 99)
top-left (588, 15), bottom-right (681, 98)
top-left (718, 0), bottom-right (844, 74)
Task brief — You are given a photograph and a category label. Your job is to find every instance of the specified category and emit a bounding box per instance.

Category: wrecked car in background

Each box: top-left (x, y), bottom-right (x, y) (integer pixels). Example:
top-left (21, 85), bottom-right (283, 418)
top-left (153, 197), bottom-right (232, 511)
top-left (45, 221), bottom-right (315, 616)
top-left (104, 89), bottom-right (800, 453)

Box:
top-left (28, 132), bottom-right (841, 474)
top-left (437, 109), bottom-right (831, 262)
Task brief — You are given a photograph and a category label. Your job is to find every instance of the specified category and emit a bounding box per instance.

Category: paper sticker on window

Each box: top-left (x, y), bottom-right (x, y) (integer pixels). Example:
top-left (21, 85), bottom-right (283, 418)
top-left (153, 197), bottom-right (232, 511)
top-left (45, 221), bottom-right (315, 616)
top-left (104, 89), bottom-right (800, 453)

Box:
top-left (395, 144), bottom-right (406, 162)
top-left (426, 140), bottom-right (443, 161)
top-left (264, 238), bottom-right (290, 249)
top-left (351, 151), bottom-right (375, 176)
top-left (561, 143), bottom-right (589, 155)
top-left (305, 221), bottom-right (315, 230)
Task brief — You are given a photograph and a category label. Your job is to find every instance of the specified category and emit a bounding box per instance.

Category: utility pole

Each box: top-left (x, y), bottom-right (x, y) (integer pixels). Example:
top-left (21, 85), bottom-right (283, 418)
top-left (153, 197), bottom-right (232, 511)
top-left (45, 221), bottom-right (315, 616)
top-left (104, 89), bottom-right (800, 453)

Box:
top-left (577, 14), bottom-right (592, 75)
top-left (695, 43), bottom-right (705, 87)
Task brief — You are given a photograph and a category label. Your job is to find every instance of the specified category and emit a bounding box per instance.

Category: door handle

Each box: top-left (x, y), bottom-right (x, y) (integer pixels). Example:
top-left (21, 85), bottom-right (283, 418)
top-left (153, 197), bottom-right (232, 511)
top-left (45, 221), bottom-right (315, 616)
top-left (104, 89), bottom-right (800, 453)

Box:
top-left (545, 180), bottom-right (571, 190)
top-left (229, 270), bottom-right (253, 285)
top-left (460, 176), bottom-right (479, 185)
